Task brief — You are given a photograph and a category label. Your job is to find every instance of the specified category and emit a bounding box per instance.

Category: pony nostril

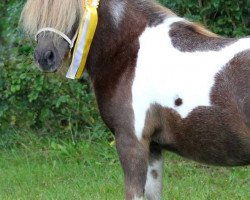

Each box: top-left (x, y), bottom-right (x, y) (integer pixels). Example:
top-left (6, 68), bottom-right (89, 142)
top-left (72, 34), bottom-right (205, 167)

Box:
top-left (44, 51), bottom-right (55, 63)
top-left (35, 49), bottom-right (58, 71)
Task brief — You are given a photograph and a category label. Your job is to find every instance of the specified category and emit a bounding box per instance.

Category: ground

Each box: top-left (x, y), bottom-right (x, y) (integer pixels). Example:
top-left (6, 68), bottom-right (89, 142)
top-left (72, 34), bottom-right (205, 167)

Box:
top-left (0, 133), bottom-right (249, 200)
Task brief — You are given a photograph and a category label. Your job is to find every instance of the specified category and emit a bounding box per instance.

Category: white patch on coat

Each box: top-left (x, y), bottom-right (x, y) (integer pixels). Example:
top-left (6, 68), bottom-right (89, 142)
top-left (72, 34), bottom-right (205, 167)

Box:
top-left (132, 17), bottom-right (250, 140)
top-left (110, 0), bottom-right (125, 27)
top-left (145, 158), bottom-right (164, 200)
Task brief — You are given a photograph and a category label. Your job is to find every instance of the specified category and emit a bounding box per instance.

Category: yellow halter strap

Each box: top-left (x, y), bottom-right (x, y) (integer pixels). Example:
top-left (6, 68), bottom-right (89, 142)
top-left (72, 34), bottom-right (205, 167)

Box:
top-left (66, 0), bottom-right (100, 79)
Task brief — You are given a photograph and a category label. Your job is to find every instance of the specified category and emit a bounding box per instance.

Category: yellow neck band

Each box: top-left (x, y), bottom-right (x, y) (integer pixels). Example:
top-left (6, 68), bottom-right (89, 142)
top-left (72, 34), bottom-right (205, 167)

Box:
top-left (66, 0), bottom-right (100, 79)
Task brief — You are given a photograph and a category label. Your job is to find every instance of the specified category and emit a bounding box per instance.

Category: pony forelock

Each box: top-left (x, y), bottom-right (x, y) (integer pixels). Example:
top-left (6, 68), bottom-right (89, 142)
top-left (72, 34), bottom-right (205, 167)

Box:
top-left (20, 0), bottom-right (83, 37)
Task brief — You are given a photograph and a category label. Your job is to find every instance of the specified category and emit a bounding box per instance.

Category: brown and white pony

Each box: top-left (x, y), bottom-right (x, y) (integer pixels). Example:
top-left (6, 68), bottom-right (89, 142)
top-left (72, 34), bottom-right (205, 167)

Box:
top-left (20, 0), bottom-right (250, 199)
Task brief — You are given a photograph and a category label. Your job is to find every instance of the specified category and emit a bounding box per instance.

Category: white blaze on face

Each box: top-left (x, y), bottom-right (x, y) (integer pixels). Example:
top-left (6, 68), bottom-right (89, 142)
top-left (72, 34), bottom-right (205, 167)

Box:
top-left (132, 17), bottom-right (250, 140)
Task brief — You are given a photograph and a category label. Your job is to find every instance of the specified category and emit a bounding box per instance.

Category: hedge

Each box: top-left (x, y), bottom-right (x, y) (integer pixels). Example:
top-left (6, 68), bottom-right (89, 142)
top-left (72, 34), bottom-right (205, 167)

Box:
top-left (0, 0), bottom-right (249, 140)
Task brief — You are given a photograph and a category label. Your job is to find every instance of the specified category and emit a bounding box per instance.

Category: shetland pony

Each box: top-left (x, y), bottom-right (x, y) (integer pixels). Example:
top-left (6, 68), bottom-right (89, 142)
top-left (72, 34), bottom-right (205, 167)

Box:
top-left (20, 0), bottom-right (250, 199)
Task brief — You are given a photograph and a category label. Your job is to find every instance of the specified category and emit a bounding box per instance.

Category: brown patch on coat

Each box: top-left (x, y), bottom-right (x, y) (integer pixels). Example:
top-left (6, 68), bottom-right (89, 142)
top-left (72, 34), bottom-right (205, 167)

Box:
top-left (169, 22), bottom-right (237, 52)
top-left (87, 0), bottom-right (147, 132)
top-left (151, 170), bottom-right (158, 179)
top-left (142, 104), bottom-right (182, 154)
top-left (132, 0), bottom-right (176, 27)
top-left (175, 98), bottom-right (183, 106)
top-left (212, 50), bottom-right (250, 127)
top-left (180, 106), bottom-right (250, 166)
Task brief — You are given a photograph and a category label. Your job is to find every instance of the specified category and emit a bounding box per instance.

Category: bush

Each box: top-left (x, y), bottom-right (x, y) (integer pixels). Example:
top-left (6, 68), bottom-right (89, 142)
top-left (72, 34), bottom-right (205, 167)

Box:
top-left (159, 0), bottom-right (250, 36)
top-left (0, 1), bottom-right (110, 141)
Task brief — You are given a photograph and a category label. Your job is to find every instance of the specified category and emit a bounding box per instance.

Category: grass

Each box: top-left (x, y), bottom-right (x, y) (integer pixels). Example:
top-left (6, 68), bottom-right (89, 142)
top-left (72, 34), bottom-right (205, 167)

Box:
top-left (0, 133), bottom-right (249, 200)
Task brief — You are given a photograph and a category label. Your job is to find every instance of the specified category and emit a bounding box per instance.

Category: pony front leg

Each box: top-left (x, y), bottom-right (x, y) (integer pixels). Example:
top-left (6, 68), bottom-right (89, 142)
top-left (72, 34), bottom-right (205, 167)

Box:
top-left (116, 133), bottom-right (149, 200)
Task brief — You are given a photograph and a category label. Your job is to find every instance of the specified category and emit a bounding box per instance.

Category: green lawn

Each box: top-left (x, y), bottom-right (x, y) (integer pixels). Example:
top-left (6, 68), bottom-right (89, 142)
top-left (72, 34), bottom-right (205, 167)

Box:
top-left (0, 136), bottom-right (249, 200)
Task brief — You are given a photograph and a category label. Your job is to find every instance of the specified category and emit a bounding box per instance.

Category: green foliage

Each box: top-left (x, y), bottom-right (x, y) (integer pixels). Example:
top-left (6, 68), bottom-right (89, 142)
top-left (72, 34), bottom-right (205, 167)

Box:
top-left (0, 0), bottom-right (249, 142)
top-left (159, 0), bottom-right (250, 36)
top-left (0, 1), bottom-right (111, 142)
top-left (0, 137), bottom-right (249, 199)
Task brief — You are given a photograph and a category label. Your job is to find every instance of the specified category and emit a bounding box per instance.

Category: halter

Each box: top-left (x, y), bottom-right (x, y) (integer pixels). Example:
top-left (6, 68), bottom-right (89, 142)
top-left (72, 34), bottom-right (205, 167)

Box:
top-left (35, 28), bottom-right (75, 48)
top-left (35, 0), bottom-right (100, 79)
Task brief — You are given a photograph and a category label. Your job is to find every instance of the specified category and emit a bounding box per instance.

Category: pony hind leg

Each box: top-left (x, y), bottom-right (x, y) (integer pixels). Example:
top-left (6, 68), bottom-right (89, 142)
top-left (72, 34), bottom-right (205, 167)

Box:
top-left (145, 146), bottom-right (164, 200)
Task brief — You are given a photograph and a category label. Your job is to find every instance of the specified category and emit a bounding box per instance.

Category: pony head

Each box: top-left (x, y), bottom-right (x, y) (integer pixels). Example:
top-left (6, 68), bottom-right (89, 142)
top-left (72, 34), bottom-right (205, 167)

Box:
top-left (20, 0), bottom-right (83, 72)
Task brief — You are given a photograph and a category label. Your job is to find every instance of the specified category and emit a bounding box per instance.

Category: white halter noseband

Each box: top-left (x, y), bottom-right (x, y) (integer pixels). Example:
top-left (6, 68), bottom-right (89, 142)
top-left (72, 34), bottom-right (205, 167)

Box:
top-left (35, 28), bottom-right (75, 49)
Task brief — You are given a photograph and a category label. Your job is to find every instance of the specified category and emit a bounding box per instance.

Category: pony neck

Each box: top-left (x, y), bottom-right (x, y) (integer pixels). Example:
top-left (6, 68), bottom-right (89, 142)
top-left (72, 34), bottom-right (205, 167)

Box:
top-left (85, 0), bottom-right (174, 78)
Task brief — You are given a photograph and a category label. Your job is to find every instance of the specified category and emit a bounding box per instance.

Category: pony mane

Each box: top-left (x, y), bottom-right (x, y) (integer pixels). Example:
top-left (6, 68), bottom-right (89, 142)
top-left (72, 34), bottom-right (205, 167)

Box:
top-left (20, 0), bottom-right (83, 36)
top-left (192, 23), bottom-right (219, 38)
top-left (140, 0), bottom-right (218, 38)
